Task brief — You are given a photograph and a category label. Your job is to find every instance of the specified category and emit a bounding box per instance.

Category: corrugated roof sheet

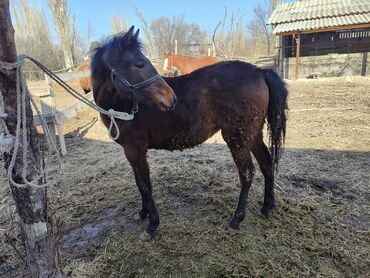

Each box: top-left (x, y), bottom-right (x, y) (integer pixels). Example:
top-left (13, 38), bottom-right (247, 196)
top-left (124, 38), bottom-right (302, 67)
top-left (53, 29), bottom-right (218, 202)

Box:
top-left (268, 0), bottom-right (370, 34)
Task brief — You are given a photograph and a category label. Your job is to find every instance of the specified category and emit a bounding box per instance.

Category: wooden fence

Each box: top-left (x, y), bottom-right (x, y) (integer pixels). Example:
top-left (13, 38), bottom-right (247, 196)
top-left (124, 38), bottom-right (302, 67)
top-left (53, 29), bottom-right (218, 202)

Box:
top-left (31, 70), bottom-right (92, 156)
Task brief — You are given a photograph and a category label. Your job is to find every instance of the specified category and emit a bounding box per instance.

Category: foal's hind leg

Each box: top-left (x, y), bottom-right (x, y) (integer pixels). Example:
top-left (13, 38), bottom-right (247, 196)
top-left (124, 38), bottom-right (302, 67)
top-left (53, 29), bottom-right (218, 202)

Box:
top-left (251, 133), bottom-right (275, 216)
top-left (222, 131), bottom-right (255, 230)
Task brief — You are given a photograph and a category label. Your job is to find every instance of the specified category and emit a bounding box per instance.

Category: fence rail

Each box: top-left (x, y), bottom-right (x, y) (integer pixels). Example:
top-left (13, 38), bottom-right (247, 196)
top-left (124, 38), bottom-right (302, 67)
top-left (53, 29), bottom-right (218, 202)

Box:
top-left (30, 70), bottom-right (92, 155)
top-left (54, 70), bottom-right (90, 81)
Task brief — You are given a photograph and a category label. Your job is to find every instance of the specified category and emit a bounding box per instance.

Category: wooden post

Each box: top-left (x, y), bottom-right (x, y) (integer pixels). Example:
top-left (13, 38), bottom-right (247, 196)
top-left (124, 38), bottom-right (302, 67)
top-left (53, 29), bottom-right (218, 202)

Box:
top-left (361, 52), bottom-right (368, 76)
top-left (42, 74), bottom-right (57, 144)
top-left (295, 34), bottom-right (301, 80)
top-left (44, 74), bottom-right (68, 155)
top-left (55, 120), bottom-right (67, 156)
top-left (278, 36), bottom-right (285, 78)
top-left (0, 1), bottom-right (63, 277)
top-left (174, 39), bottom-right (178, 54)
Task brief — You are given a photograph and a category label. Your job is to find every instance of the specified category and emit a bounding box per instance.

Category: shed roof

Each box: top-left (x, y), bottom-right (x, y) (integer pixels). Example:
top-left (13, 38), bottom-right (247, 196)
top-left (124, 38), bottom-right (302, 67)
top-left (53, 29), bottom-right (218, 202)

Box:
top-left (268, 0), bottom-right (370, 34)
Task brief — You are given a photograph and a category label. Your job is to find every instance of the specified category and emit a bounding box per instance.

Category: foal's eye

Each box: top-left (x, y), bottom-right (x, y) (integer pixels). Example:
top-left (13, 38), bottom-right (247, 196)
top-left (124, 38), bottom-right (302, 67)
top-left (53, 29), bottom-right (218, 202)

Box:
top-left (136, 60), bottom-right (146, 69)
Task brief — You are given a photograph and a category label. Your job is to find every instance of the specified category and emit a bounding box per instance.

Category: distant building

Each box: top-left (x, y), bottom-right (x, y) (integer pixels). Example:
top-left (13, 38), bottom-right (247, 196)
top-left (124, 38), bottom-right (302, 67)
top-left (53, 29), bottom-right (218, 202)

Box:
top-left (268, 0), bottom-right (370, 79)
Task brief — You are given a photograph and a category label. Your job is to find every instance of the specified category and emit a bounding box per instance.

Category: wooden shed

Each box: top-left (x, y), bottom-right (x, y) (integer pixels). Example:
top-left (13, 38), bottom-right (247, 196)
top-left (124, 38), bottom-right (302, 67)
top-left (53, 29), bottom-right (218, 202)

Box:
top-left (268, 0), bottom-right (370, 79)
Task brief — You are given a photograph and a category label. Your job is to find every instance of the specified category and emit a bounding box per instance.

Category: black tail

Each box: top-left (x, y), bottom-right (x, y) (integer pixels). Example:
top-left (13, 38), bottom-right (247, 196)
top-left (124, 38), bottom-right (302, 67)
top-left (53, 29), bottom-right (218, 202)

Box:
top-left (263, 69), bottom-right (288, 172)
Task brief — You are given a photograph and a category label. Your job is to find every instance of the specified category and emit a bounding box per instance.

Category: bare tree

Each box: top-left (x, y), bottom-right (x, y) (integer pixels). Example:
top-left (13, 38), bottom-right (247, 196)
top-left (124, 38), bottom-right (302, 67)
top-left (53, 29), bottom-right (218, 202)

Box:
top-left (213, 7), bottom-right (248, 59)
top-left (247, 19), bottom-right (267, 56)
top-left (135, 8), bottom-right (155, 58)
top-left (82, 22), bottom-right (97, 59)
top-left (150, 15), bottom-right (207, 57)
top-left (251, 0), bottom-right (281, 56)
top-left (111, 14), bottom-right (128, 35)
top-left (253, 5), bottom-right (272, 55)
top-left (47, 0), bottom-right (74, 68)
top-left (232, 17), bottom-right (252, 57)
top-left (86, 22), bottom-right (96, 44)
top-left (11, 0), bottom-right (64, 79)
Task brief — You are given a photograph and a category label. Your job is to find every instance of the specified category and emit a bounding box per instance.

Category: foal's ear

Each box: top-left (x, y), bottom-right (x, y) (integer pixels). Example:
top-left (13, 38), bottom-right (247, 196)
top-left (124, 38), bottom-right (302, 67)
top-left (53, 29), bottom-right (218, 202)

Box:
top-left (126, 25), bottom-right (135, 38)
top-left (133, 29), bottom-right (140, 40)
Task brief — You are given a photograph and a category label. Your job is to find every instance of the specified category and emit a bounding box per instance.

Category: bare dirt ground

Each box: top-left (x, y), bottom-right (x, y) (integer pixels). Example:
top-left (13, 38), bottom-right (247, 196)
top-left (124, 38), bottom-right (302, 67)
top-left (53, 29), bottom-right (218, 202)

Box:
top-left (0, 76), bottom-right (369, 277)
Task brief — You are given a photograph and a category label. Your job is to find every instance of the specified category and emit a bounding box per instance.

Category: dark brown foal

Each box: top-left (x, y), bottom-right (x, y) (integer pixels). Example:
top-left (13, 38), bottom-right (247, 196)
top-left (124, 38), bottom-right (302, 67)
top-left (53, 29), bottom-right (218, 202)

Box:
top-left (91, 27), bottom-right (288, 239)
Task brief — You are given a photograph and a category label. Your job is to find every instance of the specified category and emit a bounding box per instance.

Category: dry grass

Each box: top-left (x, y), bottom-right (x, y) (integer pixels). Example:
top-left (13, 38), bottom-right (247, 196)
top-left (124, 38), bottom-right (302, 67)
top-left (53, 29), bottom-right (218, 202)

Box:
top-left (0, 77), bottom-right (369, 277)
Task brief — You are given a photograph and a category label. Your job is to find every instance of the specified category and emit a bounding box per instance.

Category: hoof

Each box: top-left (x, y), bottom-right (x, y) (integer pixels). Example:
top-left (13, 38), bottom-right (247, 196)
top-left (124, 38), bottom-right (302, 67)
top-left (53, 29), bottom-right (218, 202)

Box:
top-left (228, 219), bottom-right (240, 230)
top-left (139, 231), bottom-right (152, 241)
top-left (227, 226), bottom-right (239, 235)
top-left (260, 204), bottom-right (275, 217)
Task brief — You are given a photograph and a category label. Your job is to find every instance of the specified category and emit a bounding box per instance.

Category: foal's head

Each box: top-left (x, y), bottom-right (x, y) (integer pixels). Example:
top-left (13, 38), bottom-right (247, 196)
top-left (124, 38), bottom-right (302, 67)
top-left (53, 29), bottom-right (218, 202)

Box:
top-left (91, 26), bottom-right (177, 111)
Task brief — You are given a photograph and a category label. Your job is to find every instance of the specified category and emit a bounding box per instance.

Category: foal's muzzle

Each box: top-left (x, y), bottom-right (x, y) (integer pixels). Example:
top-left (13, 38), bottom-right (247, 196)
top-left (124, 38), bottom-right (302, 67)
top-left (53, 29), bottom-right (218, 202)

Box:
top-left (166, 94), bottom-right (177, 111)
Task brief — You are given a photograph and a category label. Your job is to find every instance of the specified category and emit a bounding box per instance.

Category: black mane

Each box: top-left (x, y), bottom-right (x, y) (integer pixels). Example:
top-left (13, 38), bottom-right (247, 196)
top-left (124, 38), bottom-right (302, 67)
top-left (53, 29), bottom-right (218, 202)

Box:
top-left (93, 31), bottom-right (142, 57)
top-left (91, 31), bottom-right (142, 73)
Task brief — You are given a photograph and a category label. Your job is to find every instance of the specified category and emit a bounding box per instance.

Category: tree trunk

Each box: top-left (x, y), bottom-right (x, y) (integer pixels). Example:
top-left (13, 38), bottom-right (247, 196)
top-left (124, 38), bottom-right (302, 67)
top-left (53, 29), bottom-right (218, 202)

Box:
top-left (62, 40), bottom-right (74, 69)
top-left (47, 0), bottom-right (74, 69)
top-left (0, 1), bottom-right (63, 277)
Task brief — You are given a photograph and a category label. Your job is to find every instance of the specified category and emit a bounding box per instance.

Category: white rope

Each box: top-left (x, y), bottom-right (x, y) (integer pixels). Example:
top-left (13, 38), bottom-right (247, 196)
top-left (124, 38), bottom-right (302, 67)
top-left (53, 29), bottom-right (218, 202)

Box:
top-left (0, 54), bottom-right (138, 187)
top-left (0, 57), bottom-right (61, 189)
top-left (51, 86), bottom-right (134, 140)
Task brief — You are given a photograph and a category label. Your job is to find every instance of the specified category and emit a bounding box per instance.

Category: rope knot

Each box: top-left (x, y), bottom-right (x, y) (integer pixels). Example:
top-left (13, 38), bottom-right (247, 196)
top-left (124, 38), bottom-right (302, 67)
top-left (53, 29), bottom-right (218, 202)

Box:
top-left (128, 85), bottom-right (135, 92)
top-left (0, 56), bottom-right (26, 75)
top-left (107, 108), bottom-right (115, 117)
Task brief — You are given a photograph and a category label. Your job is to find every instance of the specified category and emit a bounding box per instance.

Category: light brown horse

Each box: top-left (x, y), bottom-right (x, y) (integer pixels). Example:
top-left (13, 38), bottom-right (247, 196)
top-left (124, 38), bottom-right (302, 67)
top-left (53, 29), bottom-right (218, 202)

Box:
top-left (75, 59), bottom-right (92, 93)
top-left (163, 52), bottom-right (217, 74)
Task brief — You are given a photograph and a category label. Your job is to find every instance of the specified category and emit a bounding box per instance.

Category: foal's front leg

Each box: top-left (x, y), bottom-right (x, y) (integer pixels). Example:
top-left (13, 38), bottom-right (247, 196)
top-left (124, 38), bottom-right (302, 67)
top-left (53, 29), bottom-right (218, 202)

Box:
top-left (124, 145), bottom-right (159, 240)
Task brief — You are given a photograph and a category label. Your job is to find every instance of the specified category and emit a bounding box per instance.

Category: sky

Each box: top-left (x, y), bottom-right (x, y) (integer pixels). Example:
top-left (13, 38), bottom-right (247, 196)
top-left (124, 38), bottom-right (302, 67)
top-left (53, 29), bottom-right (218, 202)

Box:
top-left (27, 0), bottom-right (294, 43)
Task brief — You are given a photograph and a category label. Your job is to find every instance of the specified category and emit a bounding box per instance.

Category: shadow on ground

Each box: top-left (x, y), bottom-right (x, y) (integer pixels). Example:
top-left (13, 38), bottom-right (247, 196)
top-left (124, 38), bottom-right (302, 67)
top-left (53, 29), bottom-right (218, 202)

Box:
top-left (2, 131), bottom-right (368, 277)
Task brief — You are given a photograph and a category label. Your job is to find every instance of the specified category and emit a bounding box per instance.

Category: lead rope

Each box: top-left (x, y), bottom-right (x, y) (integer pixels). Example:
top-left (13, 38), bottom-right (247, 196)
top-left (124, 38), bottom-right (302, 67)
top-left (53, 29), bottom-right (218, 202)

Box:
top-left (0, 55), bottom-right (140, 188)
top-left (0, 57), bottom-right (61, 189)
top-left (23, 55), bottom-right (136, 140)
